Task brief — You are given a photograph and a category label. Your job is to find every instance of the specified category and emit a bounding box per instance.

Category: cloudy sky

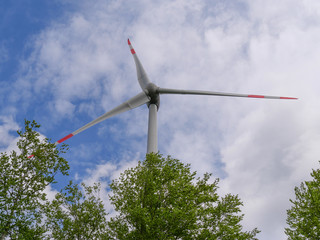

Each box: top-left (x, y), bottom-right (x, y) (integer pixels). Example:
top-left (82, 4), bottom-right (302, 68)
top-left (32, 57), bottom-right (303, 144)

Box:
top-left (1, 0), bottom-right (320, 239)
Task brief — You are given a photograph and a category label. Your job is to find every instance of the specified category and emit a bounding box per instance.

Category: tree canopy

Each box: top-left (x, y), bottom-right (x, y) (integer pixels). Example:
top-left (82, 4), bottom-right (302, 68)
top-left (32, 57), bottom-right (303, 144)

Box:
top-left (285, 163), bottom-right (320, 239)
top-left (108, 153), bottom-right (260, 239)
top-left (0, 120), bottom-right (69, 239)
top-left (0, 120), bottom-right (108, 240)
top-left (44, 181), bottom-right (108, 239)
top-left (0, 120), bottom-right (259, 239)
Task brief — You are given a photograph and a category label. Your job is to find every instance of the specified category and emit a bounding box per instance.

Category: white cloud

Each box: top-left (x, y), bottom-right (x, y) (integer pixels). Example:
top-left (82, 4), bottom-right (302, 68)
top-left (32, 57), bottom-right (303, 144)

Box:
top-left (82, 153), bottom-right (140, 218)
top-left (44, 184), bottom-right (59, 202)
top-left (52, 99), bottom-right (75, 117)
top-left (0, 116), bottom-right (19, 152)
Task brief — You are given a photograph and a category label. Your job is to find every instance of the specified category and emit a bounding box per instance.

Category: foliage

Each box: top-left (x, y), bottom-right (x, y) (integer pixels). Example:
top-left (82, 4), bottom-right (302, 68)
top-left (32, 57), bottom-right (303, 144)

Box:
top-left (108, 153), bottom-right (260, 239)
top-left (285, 164), bottom-right (320, 239)
top-left (44, 181), bottom-right (109, 240)
top-left (0, 120), bottom-right (69, 239)
top-left (0, 120), bottom-right (260, 239)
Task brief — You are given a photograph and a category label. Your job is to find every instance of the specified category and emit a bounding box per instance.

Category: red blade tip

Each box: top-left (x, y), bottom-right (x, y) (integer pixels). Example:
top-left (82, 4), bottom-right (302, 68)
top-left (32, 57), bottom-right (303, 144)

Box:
top-left (57, 133), bottom-right (74, 144)
top-left (128, 39), bottom-right (131, 45)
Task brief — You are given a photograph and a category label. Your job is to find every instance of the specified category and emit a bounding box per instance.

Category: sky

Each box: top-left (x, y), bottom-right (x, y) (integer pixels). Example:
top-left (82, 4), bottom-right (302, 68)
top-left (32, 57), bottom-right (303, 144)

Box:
top-left (1, 0), bottom-right (320, 239)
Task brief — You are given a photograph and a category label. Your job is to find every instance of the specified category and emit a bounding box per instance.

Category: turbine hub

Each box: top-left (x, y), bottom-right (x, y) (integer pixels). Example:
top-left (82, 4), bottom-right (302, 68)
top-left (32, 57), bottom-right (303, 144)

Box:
top-left (145, 83), bottom-right (160, 110)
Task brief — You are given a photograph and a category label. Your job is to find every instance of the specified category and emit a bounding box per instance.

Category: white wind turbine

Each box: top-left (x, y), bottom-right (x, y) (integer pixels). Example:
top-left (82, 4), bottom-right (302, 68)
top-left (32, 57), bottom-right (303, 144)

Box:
top-left (46, 39), bottom-right (298, 154)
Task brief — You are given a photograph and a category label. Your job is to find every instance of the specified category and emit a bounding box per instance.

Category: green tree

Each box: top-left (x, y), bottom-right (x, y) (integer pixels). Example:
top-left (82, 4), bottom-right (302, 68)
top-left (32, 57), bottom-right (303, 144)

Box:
top-left (44, 181), bottom-right (109, 239)
top-left (0, 120), bottom-right (69, 239)
top-left (285, 164), bottom-right (320, 239)
top-left (108, 153), bottom-right (259, 239)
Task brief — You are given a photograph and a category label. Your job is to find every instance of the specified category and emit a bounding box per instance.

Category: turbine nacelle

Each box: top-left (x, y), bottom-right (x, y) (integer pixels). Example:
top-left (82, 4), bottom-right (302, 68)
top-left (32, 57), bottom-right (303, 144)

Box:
top-left (144, 83), bottom-right (160, 109)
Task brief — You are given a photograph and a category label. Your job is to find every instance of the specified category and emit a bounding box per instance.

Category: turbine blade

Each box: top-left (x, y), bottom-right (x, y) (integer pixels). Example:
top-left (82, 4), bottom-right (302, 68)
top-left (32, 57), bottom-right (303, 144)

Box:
top-left (157, 88), bottom-right (298, 100)
top-left (128, 39), bottom-right (151, 90)
top-left (55, 91), bottom-right (150, 145)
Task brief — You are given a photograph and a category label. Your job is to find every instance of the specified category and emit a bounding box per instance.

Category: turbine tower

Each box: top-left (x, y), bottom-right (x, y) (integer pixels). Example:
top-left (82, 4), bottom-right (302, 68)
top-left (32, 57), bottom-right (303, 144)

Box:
top-left (48, 39), bottom-right (298, 154)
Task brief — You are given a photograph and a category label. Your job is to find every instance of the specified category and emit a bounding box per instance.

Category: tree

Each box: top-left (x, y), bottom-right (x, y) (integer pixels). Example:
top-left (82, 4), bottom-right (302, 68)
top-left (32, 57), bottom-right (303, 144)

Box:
top-left (44, 181), bottom-right (109, 239)
top-left (285, 164), bottom-right (320, 239)
top-left (108, 153), bottom-right (260, 239)
top-left (0, 120), bottom-right (69, 239)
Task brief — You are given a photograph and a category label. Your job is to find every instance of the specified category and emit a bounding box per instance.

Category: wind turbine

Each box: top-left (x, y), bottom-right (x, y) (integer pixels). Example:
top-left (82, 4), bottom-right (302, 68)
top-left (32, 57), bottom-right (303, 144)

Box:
top-left (46, 39), bottom-right (298, 154)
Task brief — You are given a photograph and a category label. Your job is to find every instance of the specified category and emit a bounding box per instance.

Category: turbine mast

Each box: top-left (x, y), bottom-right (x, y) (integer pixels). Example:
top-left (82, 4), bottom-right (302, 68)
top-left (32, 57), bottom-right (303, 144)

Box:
top-left (147, 104), bottom-right (158, 153)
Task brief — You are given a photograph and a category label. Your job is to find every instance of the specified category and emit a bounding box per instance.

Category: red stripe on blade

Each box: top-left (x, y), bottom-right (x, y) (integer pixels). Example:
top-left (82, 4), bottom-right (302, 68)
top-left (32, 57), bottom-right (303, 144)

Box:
top-left (28, 154), bottom-right (34, 158)
top-left (248, 95), bottom-right (265, 98)
top-left (130, 49), bottom-right (136, 54)
top-left (57, 133), bottom-right (74, 144)
top-left (280, 97), bottom-right (298, 100)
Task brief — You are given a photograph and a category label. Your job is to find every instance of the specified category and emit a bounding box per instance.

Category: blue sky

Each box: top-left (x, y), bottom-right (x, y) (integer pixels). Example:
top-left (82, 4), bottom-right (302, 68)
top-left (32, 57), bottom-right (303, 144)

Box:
top-left (2, 0), bottom-right (320, 239)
